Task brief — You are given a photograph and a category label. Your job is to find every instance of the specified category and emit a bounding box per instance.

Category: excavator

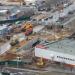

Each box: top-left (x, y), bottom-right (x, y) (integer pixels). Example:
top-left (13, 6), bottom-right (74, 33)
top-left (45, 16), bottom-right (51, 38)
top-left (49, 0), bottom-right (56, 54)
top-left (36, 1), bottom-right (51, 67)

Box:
top-left (21, 22), bottom-right (33, 31)
top-left (21, 22), bottom-right (33, 36)
top-left (13, 22), bottom-right (33, 35)
top-left (36, 57), bottom-right (45, 67)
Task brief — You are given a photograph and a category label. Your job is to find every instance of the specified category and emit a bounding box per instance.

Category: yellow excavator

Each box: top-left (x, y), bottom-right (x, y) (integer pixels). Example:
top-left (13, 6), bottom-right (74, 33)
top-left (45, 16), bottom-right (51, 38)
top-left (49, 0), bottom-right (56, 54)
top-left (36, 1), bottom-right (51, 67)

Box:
top-left (21, 22), bottom-right (33, 36)
top-left (21, 22), bottom-right (33, 32)
top-left (36, 57), bottom-right (45, 67)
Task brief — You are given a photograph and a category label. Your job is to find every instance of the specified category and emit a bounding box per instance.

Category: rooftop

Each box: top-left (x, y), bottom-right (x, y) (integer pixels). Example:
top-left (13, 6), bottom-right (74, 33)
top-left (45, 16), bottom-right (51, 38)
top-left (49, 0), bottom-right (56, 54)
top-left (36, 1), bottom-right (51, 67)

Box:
top-left (38, 38), bottom-right (75, 56)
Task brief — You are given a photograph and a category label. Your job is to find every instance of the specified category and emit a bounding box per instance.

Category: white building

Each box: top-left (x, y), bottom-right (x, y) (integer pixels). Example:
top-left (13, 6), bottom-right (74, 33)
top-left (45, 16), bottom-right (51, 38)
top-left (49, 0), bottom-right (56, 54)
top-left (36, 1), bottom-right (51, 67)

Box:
top-left (35, 38), bottom-right (75, 66)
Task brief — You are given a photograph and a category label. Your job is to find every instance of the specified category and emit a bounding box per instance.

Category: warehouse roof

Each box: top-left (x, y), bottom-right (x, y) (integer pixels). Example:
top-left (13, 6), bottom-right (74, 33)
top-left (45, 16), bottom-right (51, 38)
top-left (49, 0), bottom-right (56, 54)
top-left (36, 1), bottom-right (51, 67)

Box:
top-left (38, 38), bottom-right (75, 56)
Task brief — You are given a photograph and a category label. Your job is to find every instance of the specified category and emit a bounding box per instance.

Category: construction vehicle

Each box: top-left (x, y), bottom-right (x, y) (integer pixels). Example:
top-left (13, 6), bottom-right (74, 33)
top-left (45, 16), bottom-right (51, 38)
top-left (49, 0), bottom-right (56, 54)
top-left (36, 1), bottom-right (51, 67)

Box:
top-left (36, 57), bottom-right (45, 67)
top-left (10, 33), bottom-right (26, 46)
top-left (10, 35), bottom-right (19, 46)
top-left (21, 22), bottom-right (33, 36)
top-left (13, 22), bottom-right (33, 35)
top-left (10, 39), bottom-right (19, 46)
top-left (12, 22), bottom-right (33, 35)
top-left (21, 22), bottom-right (33, 31)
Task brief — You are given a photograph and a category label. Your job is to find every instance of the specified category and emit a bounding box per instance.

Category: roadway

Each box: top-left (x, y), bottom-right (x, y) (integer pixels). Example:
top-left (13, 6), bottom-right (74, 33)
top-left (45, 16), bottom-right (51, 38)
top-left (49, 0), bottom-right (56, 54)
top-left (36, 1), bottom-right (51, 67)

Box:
top-left (34, 2), bottom-right (75, 26)
top-left (63, 12), bottom-right (75, 25)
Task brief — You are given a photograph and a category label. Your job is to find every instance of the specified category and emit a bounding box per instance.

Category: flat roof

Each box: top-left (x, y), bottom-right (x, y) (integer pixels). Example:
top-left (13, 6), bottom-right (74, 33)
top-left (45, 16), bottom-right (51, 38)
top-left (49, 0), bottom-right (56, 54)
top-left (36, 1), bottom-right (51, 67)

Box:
top-left (39, 38), bottom-right (75, 56)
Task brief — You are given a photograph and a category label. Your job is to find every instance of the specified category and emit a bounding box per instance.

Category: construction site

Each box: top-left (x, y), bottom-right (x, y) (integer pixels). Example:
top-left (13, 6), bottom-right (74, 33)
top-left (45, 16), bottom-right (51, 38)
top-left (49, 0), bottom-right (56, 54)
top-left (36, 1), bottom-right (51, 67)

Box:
top-left (0, 0), bottom-right (75, 75)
